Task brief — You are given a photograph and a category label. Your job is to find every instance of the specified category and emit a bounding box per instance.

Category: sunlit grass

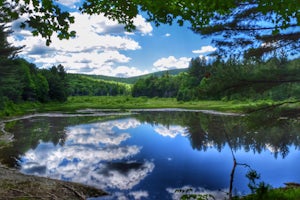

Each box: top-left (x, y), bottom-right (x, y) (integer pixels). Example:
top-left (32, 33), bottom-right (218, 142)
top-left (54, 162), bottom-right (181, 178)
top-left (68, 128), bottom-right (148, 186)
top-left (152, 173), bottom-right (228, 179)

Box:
top-left (1, 96), bottom-right (298, 118)
top-left (234, 187), bottom-right (300, 200)
top-left (38, 96), bottom-right (284, 113)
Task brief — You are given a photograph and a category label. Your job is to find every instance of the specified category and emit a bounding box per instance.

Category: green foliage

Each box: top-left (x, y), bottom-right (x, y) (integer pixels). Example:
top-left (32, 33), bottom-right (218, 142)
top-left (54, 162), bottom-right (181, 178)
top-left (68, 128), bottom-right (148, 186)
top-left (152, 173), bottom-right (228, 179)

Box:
top-left (0, 58), bottom-right (23, 102)
top-left (1, 0), bottom-right (75, 45)
top-left (0, 25), bottom-right (22, 58)
top-left (132, 73), bottom-right (181, 98)
top-left (130, 56), bottom-right (300, 103)
top-left (188, 57), bottom-right (208, 83)
top-left (192, 56), bottom-right (300, 101)
top-left (0, 25), bottom-right (67, 111)
top-left (68, 74), bottom-right (131, 96)
top-left (3, 0), bottom-right (299, 57)
top-left (81, 68), bottom-right (187, 84)
top-left (246, 170), bottom-right (263, 194)
top-left (40, 64), bottom-right (69, 102)
top-left (234, 187), bottom-right (300, 200)
top-left (234, 171), bottom-right (300, 200)
top-left (0, 58), bottom-right (69, 115)
top-left (0, 96), bottom-right (268, 117)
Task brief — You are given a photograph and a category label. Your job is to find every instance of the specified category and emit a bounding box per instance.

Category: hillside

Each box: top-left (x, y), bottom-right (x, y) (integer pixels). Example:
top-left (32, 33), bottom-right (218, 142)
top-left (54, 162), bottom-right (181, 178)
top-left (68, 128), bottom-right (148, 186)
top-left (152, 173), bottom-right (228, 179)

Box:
top-left (77, 68), bottom-right (188, 84)
top-left (67, 74), bottom-right (132, 96)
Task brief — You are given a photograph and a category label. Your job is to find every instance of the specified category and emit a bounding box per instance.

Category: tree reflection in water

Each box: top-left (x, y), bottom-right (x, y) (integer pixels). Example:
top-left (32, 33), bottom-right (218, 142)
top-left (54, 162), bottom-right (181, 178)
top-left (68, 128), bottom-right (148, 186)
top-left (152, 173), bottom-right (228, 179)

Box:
top-left (136, 110), bottom-right (300, 198)
top-left (1, 110), bottom-right (299, 199)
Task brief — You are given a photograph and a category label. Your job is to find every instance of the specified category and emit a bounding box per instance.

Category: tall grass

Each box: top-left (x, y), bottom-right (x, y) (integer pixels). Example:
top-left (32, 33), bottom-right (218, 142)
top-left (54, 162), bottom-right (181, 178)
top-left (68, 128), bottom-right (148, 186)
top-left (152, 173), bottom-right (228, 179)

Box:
top-left (1, 96), bottom-right (298, 119)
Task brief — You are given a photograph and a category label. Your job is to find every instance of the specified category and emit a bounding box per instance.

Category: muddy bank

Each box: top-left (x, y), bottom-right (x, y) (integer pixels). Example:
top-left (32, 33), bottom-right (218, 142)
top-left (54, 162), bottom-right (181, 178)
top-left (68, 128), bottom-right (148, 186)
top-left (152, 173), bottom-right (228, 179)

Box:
top-left (0, 165), bottom-right (107, 200)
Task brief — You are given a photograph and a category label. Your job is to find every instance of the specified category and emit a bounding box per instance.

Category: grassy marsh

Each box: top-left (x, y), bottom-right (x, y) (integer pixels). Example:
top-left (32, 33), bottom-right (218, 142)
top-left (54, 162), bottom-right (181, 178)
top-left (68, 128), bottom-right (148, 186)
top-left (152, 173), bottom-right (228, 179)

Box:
top-left (1, 96), bottom-right (299, 118)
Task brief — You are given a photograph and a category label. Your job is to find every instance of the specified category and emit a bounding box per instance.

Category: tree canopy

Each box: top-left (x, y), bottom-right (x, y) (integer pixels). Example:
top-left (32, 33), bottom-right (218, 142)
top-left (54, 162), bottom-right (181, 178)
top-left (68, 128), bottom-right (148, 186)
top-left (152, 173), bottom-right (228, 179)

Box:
top-left (0, 24), bottom-right (22, 58)
top-left (82, 0), bottom-right (300, 59)
top-left (1, 0), bottom-right (299, 58)
top-left (0, 0), bottom-right (76, 45)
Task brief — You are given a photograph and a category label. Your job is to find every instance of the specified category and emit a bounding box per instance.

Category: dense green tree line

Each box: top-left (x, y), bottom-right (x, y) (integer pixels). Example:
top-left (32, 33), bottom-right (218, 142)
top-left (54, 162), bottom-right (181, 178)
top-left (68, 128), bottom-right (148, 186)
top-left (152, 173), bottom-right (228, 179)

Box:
top-left (1, 24), bottom-right (299, 111)
top-left (68, 74), bottom-right (130, 96)
top-left (131, 56), bottom-right (300, 102)
top-left (0, 25), bottom-right (68, 110)
top-left (132, 72), bottom-right (180, 98)
top-left (0, 57), bottom-right (68, 106)
top-left (194, 56), bottom-right (300, 101)
top-left (0, 26), bottom-right (129, 112)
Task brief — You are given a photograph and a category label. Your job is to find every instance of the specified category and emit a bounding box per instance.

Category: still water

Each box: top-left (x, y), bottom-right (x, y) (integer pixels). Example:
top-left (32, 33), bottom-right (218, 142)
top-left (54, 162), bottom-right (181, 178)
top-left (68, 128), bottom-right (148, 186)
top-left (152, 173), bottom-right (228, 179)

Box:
top-left (1, 110), bottom-right (300, 199)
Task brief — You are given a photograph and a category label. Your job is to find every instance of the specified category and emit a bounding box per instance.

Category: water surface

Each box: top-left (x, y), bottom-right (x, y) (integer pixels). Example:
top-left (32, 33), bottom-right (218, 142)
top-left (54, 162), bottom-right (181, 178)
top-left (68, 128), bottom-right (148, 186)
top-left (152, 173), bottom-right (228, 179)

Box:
top-left (1, 111), bottom-right (300, 199)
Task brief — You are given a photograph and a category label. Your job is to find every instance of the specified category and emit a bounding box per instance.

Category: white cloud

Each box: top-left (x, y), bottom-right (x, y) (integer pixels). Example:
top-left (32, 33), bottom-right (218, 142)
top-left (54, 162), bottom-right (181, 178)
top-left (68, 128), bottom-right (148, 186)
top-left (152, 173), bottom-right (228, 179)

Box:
top-left (154, 125), bottom-right (188, 138)
top-left (114, 119), bottom-right (141, 130)
top-left (192, 45), bottom-right (217, 54)
top-left (133, 15), bottom-right (153, 36)
top-left (113, 66), bottom-right (150, 77)
top-left (19, 119), bottom-right (155, 190)
top-left (130, 191), bottom-right (149, 199)
top-left (165, 33), bottom-right (171, 37)
top-left (57, 0), bottom-right (80, 8)
top-left (8, 12), bottom-right (152, 77)
top-left (153, 56), bottom-right (191, 71)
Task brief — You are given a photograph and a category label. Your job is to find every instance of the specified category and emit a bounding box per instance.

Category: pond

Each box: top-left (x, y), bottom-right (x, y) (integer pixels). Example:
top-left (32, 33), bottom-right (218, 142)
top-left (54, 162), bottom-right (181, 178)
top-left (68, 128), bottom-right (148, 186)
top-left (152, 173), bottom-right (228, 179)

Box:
top-left (1, 110), bottom-right (300, 199)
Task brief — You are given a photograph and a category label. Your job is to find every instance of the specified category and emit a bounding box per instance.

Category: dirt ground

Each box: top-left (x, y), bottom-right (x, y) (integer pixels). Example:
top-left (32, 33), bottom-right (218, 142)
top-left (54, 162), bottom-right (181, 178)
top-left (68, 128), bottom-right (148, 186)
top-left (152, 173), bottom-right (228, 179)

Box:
top-left (0, 165), bottom-right (107, 200)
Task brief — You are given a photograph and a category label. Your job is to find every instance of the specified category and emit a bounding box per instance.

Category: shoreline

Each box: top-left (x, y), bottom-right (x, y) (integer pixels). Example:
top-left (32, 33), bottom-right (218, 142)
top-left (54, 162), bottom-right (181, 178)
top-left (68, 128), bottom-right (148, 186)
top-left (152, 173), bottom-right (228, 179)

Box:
top-left (0, 108), bottom-right (244, 199)
top-left (0, 165), bottom-right (107, 199)
top-left (0, 107), bottom-right (243, 141)
top-left (0, 98), bottom-right (299, 199)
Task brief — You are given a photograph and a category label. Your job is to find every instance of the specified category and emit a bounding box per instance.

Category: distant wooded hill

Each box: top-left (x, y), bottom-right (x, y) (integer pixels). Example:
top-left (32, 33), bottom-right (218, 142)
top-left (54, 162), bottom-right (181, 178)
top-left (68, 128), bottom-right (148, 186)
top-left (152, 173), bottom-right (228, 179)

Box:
top-left (74, 68), bottom-right (188, 84)
top-left (67, 68), bottom-right (188, 96)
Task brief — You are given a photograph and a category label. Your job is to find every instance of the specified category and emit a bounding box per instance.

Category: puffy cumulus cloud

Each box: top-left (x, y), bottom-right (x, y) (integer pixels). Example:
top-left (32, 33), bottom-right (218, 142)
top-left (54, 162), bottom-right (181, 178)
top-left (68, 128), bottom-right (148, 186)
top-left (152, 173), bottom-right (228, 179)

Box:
top-left (192, 45), bottom-right (217, 54)
top-left (265, 143), bottom-right (280, 154)
top-left (83, 13), bottom-right (152, 36)
top-left (153, 56), bottom-right (191, 71)
top-left (66, 119), bottom-right (141, 145)
top-left (92, 162), bottom-right (155, 190)
top-left (57, 0), bottom-right (80, 8)
top-left (8, 12), bottom-right (152, 77)
top-left (63, 63), bottom-right (149, 77)
top-left (113, 66), bottom-right (150, 78)
top-left (113, 119), bottom-right (141, 130)
top-left (19, 119), bottom-right (155, 190)
top-left (130, 191), bottom-right (149, 199)
top-left (132, 15), bottom-right (153, 36)
top-left (154, 125), bottom-right (188, 138)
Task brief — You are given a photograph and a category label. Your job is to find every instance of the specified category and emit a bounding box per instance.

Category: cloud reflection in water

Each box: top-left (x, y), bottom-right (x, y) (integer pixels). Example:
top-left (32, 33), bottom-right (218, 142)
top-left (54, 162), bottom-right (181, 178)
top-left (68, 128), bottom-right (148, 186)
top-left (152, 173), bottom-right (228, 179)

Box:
top-left (154, 125), bottom-right (188, 138)
top-left (19, 119), bottom-right (154, 191)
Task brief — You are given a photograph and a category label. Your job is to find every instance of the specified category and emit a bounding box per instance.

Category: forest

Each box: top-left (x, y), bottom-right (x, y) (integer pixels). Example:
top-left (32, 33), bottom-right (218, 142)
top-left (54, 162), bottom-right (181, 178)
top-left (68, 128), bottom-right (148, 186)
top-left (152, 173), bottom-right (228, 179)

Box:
top-left (133, 56), bottom-right (300, 101)
top-left (1, 1), bottom-right (300, 199)
top-left (1, 19), bottom-right (300, 113)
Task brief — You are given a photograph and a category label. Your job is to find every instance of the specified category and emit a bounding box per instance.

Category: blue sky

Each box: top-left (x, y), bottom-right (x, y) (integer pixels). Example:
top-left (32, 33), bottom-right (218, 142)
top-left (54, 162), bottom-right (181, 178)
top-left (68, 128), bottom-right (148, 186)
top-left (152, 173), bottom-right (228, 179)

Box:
top-left (8, 0), bottom-right (216, 77)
